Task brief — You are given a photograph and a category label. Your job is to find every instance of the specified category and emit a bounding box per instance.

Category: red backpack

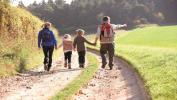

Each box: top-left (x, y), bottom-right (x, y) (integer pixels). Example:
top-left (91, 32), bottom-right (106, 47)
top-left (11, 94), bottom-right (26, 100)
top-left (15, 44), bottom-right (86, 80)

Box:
top-left (100, 23), bottom-right (114, 38)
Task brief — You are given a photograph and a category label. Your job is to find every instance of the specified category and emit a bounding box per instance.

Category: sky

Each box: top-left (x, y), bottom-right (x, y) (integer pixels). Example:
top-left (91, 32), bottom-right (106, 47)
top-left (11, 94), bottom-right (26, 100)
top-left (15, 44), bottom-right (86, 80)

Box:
top-left (12, 0), bottom-right (73, 6)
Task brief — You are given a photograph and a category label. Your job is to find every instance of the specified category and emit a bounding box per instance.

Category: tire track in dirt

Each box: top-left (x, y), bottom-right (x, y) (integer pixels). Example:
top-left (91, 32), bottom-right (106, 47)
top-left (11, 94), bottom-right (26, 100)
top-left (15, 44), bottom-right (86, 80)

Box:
top-left (73, 49), bottom-right (150, 100)
top-left (0, 49), bottom-right (150, 100)
top-left (0, 52), bottom-right (87, 100)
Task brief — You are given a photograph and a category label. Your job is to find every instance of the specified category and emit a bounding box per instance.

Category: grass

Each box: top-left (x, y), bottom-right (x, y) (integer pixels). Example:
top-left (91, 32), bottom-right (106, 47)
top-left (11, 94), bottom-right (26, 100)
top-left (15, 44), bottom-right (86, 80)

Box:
top-left (116, 25), bottom-right (177, 100)
top-left (0, 4), bottom-right (61, 77)
top-left (87, 25), bottom-right (177, 100)
top-left (51, 53), bottom-right (99, 100)
top-left (118, 26), bottom-right (177, 48)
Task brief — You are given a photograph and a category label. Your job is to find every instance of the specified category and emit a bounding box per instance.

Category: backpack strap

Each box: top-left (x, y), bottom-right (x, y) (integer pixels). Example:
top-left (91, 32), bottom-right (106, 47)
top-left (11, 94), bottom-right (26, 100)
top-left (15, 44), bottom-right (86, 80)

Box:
top-left (110, 25), bottom-right (115, 34)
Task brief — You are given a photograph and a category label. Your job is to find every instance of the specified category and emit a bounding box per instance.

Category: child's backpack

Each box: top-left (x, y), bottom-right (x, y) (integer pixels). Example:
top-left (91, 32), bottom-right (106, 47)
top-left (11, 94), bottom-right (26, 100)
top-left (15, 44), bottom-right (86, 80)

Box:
top-left (41, 29), bottom-right (52, 42)
top-left (100, 23), bottom-right (114, 39)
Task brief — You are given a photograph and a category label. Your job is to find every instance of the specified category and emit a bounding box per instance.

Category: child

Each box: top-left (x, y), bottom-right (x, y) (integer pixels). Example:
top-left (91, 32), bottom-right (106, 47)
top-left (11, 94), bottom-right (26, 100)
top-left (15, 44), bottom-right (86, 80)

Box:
top-left (73, 29), bottom-right (96, 68)
top-left (59, 34), bottom-right (73, 69)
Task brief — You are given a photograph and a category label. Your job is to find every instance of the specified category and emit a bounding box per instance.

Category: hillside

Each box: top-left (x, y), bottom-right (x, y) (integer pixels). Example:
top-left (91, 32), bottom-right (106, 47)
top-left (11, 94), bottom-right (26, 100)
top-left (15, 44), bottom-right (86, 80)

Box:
top-left (0, 3), bottom-right (59, 76)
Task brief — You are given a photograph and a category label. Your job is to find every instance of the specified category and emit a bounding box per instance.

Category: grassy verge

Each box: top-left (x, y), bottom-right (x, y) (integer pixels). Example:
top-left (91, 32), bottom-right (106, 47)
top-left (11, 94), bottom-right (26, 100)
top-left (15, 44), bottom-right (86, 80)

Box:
top-left (51, 53), bottom-right (99, 100)
top-left (117, 45), bottom-right (177, 100)
top-left (87, 25), bottom-right (177, 100)
top-left (0, 4), bottom-right (61, 77)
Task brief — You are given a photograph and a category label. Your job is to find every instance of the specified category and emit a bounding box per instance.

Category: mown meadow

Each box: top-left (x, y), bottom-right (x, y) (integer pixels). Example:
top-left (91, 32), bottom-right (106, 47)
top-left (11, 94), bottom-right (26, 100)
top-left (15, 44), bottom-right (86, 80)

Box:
top-left (88, 25), bottom-right (177, 100)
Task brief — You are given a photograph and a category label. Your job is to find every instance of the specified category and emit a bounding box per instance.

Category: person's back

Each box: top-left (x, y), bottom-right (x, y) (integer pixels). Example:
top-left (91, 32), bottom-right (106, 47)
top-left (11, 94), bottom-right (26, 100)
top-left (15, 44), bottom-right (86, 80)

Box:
top-left (95, 16), bottom-right (127, 70)
top-left (61, 34), bottom-right (73, 69)
top-left (99, 23), bottom-right (115, 43)
top-left (73, 29), bottom-right (96, 68)
top-left (63, 39), bottom-right (73, 52)
top-left (73, 35), bottom-right (87, 52)
top-left (38, 28), bottom-right (57, 47)
top-left (38, 22), bottom-right (57, 71)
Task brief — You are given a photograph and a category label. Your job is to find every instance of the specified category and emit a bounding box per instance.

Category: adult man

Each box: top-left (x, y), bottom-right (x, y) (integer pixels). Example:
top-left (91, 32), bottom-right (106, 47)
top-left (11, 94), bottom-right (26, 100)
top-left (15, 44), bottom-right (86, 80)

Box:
top-left (95, 16), bottom-right (127, 70)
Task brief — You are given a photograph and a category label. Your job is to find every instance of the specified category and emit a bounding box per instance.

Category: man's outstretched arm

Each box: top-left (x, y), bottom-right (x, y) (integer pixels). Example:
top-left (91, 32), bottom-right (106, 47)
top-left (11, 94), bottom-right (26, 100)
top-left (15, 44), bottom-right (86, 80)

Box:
top-left (112, 24), bottom-right (127, 30)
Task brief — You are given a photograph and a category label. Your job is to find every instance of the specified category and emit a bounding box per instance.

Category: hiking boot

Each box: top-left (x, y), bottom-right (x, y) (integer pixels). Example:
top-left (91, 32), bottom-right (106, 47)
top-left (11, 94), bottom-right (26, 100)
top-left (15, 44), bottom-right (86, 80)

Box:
top-left (64, 62), bottom-right (67, 68)
top-left (101, 63), bottom-right (107, 69)
top-left (79, 65), bottom-right (82, 68)
top-left (44, 64), bottom-right (48, 71)
top-left (68, 63), bottom-right (71, 69)
top-left (47, 65), bottom-right (51, 71)
top-left (79, 64), bottom-right (84, 68)
top-left (109, 66), bottom-right (113, 70)
top-left (109, 64), bottom-right (114, 70)
top-left (82, 65), bottom-right (85, 68)
top-left (101, 65), bottom-right (105, 69)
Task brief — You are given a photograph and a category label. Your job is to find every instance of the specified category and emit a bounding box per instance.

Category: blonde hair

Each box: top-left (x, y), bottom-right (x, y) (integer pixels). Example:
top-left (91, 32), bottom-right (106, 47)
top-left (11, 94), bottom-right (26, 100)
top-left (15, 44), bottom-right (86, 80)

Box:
top-left (43, 22), bottom-right (51, 28)
top-left (63, 34), bottom-right (71, 41)
top-left (76, 29), bottom-right (85, 35)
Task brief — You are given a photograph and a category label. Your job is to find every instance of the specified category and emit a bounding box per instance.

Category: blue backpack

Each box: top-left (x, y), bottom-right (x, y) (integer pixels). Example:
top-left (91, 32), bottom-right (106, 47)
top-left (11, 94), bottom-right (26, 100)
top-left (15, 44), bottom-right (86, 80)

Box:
top-left (41, 29), bottom-right (52, 42)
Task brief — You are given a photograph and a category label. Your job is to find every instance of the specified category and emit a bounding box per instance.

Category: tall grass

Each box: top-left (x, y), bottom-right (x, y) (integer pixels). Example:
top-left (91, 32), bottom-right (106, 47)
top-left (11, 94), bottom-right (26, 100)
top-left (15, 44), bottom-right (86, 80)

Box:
top-left (0, 4), bottom-right (60, 76)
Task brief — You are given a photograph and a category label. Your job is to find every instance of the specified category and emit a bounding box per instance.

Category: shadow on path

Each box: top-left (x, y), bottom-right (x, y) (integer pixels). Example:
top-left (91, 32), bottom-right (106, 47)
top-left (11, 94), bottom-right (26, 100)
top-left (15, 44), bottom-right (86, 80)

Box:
top-left (18, 68), bottom-right (82, 77)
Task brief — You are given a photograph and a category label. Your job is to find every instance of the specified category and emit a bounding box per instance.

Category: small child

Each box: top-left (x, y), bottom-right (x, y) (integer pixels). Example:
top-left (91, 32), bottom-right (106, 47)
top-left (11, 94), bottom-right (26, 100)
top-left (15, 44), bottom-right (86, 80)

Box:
top-left (73, 29), bottom-right (96, 68)
top-left (59, 34), bottom-right (73, 69)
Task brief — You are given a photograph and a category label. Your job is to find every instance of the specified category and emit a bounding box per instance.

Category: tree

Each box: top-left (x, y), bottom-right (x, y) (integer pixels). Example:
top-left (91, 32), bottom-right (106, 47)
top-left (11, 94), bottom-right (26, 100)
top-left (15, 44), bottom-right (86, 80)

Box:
top-left (55, 0), bottom-right (65, 9)
top-left (18, 1), bottom-right (25, 8)
top-left (27, 0), bottom-right (177, 32)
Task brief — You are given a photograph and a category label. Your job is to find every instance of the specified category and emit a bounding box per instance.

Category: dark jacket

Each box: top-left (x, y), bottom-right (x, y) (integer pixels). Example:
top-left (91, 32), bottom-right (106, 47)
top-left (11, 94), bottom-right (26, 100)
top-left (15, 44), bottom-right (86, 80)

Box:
top-left (73, 35), bottom-right (94, 52)
top-left (38, 28), bottom-right (57, 48)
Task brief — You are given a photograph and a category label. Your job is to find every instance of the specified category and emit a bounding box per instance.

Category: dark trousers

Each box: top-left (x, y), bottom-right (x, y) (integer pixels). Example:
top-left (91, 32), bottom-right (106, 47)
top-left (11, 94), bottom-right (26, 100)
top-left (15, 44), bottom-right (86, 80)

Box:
top-left (64, 51), bottom-right (72, 64)
top-left (78, 51), bottom-right (86, 65)
top-left (42, 46), bottom-right (54, 67)
top-left (100, 43), bottom-right (114, 67)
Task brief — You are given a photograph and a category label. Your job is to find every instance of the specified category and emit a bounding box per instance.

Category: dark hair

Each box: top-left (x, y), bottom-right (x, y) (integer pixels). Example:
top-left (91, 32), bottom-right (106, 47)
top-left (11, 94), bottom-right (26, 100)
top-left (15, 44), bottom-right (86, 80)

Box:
top-left (102, 16), bottom-right (109, 21)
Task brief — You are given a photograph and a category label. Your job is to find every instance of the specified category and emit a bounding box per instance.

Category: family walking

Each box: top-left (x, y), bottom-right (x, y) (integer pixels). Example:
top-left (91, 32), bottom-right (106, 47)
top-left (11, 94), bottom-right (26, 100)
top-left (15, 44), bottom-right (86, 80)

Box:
top-left (38, 16), bottom-right (127, 71)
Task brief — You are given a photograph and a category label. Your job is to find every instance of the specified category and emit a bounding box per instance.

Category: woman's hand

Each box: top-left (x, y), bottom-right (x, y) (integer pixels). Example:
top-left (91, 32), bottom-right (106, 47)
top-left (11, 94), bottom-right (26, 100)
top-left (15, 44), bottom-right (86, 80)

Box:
top-left (55, 46), bottom-right (58, 50)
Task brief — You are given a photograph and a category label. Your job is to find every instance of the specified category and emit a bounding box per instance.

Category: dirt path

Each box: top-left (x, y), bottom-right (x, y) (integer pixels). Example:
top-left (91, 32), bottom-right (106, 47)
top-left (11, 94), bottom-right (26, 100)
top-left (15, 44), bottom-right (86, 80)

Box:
top-left (0, 50), bottom-right (150, 100)
top-left (73, 49), bottom-right (150, 100)
top-left (0, 52), bottom-right (86, 100)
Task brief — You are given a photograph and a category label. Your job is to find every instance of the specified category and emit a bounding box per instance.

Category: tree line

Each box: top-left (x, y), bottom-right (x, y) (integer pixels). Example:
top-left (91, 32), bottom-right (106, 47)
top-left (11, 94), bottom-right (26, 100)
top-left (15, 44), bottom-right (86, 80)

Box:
top-left (21, 0), bottom-right (177, 32)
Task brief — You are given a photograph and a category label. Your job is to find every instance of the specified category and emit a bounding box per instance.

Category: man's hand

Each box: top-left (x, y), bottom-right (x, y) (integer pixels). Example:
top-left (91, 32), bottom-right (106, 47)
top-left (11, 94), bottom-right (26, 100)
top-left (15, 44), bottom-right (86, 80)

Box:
top-left (123, 24), bottom-right (127, 27)
top-left (93, 42), bottom-right (97, 46)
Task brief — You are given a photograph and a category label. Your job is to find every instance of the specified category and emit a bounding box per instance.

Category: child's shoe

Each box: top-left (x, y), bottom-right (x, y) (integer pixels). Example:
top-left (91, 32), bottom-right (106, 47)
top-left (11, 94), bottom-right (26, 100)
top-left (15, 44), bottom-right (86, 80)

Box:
top-left (79, 64), bottom-right (85, 68)
top-left (44, 64), bottom-right (48, 71)
top-left (68, 63), bottom-right (71, 69)
top-left (47, 65), bottom-right (51, 71)
top-left (64, 61), bottom-right (67, 68)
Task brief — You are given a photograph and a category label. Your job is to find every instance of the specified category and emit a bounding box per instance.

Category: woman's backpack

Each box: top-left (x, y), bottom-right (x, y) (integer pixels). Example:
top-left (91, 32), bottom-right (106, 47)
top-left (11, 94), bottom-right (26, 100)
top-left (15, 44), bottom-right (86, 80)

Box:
top-left (41, 29), bottom-right (52, 42)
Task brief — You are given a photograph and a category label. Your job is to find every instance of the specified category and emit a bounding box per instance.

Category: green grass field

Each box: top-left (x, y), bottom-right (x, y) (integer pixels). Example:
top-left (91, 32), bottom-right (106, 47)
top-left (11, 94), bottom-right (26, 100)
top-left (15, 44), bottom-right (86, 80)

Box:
top-left (87, 25), bottom-right (177, 100)
top-left (117, 26), bottom-right (177, 100)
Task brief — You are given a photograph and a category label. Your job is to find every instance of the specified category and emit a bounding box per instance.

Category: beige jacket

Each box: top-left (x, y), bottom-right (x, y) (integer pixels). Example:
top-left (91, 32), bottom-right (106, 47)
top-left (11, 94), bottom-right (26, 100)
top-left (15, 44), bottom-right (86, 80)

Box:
top-left (63, 40), bottom-right (73, 52)
top-left (96, 24), bottom-right (123, 44)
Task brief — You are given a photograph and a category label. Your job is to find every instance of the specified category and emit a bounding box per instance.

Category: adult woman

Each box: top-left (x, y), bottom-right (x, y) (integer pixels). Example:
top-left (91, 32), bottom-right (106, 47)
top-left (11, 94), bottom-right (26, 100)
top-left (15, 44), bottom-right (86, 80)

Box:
top-left (38, 22), bottom-right (57, 71)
